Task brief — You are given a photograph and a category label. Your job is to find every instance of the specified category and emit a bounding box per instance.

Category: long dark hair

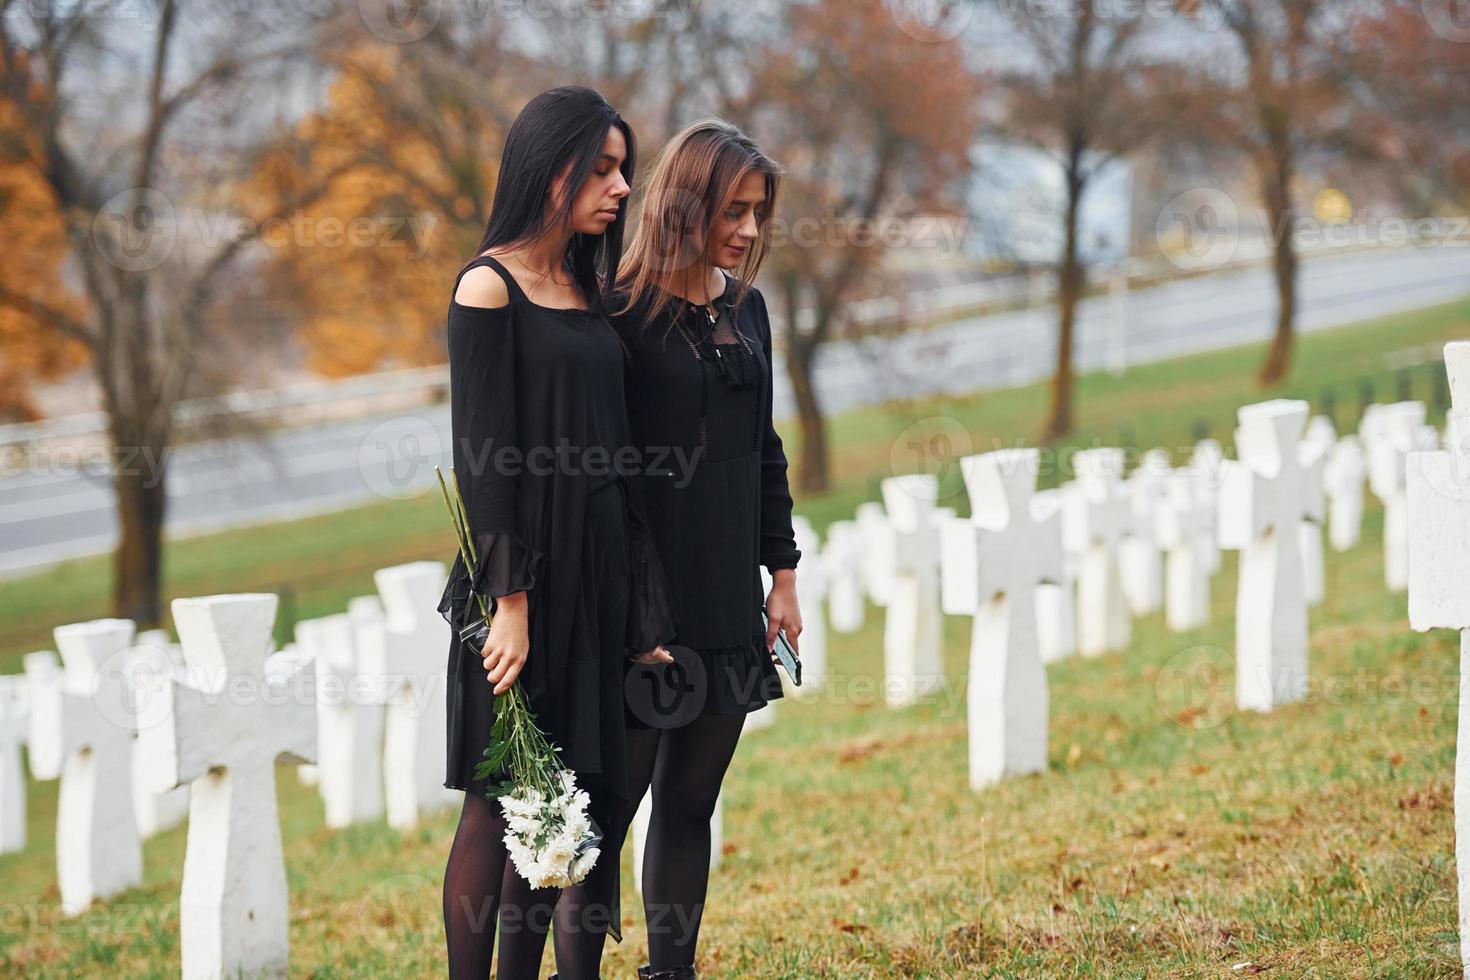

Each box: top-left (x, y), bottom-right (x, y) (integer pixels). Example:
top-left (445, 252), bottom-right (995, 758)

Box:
top-left (461, 86), bottom-right (636, 313)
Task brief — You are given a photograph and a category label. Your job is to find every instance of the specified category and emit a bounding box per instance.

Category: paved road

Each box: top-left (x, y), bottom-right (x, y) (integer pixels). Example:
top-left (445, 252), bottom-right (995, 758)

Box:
top-left (3, 245), bottom-right (1467, 576)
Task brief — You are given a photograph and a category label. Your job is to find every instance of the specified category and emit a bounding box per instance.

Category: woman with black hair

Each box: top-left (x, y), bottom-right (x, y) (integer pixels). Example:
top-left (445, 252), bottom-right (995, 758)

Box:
top-left (438, 85), bottom-right (677, 980)
top-left (608, 120), bottom-right (803, 980)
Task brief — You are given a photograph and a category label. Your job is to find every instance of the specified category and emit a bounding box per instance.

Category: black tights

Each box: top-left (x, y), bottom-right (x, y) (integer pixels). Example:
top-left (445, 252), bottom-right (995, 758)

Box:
top-left (443, 788), bottom-right (617, 980)
top-left (442, 710), bottom-right (747, 978)
top-left (622, 711), bottom-right (748, 971)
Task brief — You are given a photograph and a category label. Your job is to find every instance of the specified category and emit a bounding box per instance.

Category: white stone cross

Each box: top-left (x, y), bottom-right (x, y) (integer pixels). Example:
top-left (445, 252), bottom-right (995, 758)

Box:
top-left (1323, 435), bottom-right (1367, 553)
top-left (138, 593), bottom-right (316, 980)
top-left (1119, 449), bottom-right (1168, 617)
top-left (0, 674), bottom-right (27, 855)
top-left (1155, 470), bottom-right (1214, 633)
top-left (1063, 449), bottom-right (1132, 657)
top-left (790, 516), bottom-right (828, 693)
top-left (359, 561), bottom-right (458, 829)
top-left (822, 519), bottom-right (867, 634)
top-left (1368, 401), bottom-right (1439, 592)
top-left (874, 475), bottom-right (945, 706)
top-left (856, 501), bottom-right (895, 608)
top-left (1218, 399), bottom-right (1325, 712)
top-left (939, 448), bottom-right (1061, 787)
top-left (296, 612), bottom-right (386, 828)
top-left (125, 639), bottom-right (190, 839)
top-left (1188, 439), bottom-right (1225, 575)
top-left (1032, 489), bottom-right (1077, 663)
top-left (28, 619), bottom-right (142, 915)
top-left (1406, 341), bottom-right (1470, 975)
top-left (1299, 416), bottom-right (1337, 607)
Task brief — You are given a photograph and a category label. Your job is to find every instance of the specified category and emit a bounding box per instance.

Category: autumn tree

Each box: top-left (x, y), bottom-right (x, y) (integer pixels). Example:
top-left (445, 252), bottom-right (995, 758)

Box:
top-left (745, 0), bottom-right (981, 493)
top-left (993, 0), bottom-right (1179, 441)
top-left (0, 1), bottom-right (358, 623)
top-left (1193, 0), bottom-right (1350, 386)
top-left (1337, 0), bottom-right (1470, 212)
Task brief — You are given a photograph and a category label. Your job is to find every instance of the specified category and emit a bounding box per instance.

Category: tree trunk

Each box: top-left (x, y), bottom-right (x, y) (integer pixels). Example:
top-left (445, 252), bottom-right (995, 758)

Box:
top-left (780, 274), bottom-right (829, 494)
top-left (787, 331), bottom-right (828, 495)
top-left (1257, 136), bottom-right (1297, 386)
top-left (1044, 158), bottom-right (1087, 442)
top-left (112, 439), bottom-right (168, 626)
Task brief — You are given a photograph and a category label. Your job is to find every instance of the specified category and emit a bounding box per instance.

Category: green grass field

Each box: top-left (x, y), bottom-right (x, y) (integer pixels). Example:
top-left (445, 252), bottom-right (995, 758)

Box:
top-left (1, 296), bottom-right (1467, 976)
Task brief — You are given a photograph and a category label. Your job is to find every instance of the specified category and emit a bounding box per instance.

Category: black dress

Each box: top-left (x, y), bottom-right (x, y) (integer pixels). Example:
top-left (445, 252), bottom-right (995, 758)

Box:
top-left (612, 272), bottom-right (801, 725)
top-left (436, 254), bottom-right (676, 944)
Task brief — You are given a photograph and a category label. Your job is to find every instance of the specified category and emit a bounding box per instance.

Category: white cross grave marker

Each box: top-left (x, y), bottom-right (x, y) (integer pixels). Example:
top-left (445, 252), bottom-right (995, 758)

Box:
top-left (1406, 342), bottom-right (1470, 975)
top-left (790, 515), bottom-right (828, 693)
top-left (28, 619), bottom-right (142, 915)
top-left (1298, 417), bottom-right (1337, 606)
top-left (822, 519), bottom-right (866, 634)
top-left (1033, 488), bottom-right (1077, 663)
top-left (1188, 439), bottom-right (1225, 575)
top-left (875, 475), bottom-right (945, 706)
top-left (138, 593), bottom-right (316, 980)
top-left (1368, 401), bottom-right (1439, 592)
top-left (1063, 450), bottom-right (1132, 657)
top-left (1218, 400), bottom-right (1325, 712)
top-left (939, 449), bottom-right (1061, 787)
top-left (1323, 435), bottom-right (1367, 553)
top-left (360, 561), bottom-right (458, 829)
top-left (0, 675), bottom-right (27, 854)
top-left (1155, 469), bottom-right (1214, 632)
top-left (856, 501), bottom-right (895, 608)
top-left (296, 612), bottom-right (386, 828)
top-left (126, 639), bottom-right (190, 839)
top-left (1119, 449), bottom-right (1168, 617)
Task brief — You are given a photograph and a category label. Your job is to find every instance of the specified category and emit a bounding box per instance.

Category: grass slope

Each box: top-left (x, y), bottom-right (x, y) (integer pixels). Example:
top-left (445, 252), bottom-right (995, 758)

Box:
top-left (0, 296), bottom-right (1467, 975)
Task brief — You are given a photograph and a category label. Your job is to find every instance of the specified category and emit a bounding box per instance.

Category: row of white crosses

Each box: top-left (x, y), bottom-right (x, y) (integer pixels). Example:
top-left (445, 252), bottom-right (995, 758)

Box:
top-left (1406, 343), bottom-right (1470, 974)
top-left (0, 559), bottom-right (458, 979)
top-left (1364, 400), bottom-right (1442, 592)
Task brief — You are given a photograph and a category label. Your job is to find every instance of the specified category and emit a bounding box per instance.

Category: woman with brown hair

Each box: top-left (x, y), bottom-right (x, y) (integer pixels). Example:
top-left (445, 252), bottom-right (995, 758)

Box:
top-left (608, 119), bottom-right (804, 980)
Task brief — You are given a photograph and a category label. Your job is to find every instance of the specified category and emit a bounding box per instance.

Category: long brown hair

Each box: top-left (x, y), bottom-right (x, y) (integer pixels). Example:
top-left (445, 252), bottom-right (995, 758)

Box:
top-left (613, 119), bottom-right (782, 328)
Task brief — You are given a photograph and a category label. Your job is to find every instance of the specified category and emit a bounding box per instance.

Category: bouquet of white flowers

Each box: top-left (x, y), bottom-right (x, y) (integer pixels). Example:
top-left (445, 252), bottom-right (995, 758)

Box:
top-left (436, 466), bottom-right (603, 889)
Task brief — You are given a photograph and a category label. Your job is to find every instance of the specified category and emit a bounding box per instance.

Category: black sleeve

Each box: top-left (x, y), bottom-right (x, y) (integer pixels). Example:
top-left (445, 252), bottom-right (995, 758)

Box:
top-left (621, 474), bottom-right (680, 653)
top-left (751, 288), bottom-right (801, 571)
top-left (615, 319), bottom-right (681, 652)
top-left (447, 300), bottom-right (545, 602)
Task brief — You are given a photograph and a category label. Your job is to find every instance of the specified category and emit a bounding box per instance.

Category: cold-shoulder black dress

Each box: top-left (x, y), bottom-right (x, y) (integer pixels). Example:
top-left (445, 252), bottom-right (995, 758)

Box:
top-left (437, 254), bottom-right (676, 944)
top-left (611, 272), bottom-right (801, 725)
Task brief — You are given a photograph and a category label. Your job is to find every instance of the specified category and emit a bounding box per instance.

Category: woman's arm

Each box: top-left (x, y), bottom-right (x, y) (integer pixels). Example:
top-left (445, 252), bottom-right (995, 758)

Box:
top-left (449, 265), bottom-right (543, 693)
top-left (750, 287), bottom-right (803, 652)
top-left (751, 287), bottom-right (802, 573)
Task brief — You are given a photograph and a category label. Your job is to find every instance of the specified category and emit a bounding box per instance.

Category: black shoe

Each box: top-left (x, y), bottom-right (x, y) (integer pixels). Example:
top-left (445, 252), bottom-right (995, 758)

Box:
top-left (642, 966), bottom-right (696, 980)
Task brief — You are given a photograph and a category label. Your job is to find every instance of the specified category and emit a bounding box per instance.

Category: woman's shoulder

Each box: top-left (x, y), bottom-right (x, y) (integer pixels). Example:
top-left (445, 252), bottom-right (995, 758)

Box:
top-left (454, 263), bottom-right (513, 310)
top-left (726, 277), bottom-right (771, 337)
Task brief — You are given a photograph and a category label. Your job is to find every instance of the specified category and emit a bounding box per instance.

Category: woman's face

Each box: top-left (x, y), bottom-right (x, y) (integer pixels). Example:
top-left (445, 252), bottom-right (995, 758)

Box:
top-left (557, 126), bottom-right (631, 236)
top-left (707, 171), bottom-right (766, 270)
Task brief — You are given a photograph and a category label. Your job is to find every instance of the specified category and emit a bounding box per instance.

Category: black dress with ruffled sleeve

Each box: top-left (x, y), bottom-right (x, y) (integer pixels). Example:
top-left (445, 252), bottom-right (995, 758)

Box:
top-left (436, 254), bottom-right (676, 943)
top-left (611, 272), bottom-right (801, 724)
